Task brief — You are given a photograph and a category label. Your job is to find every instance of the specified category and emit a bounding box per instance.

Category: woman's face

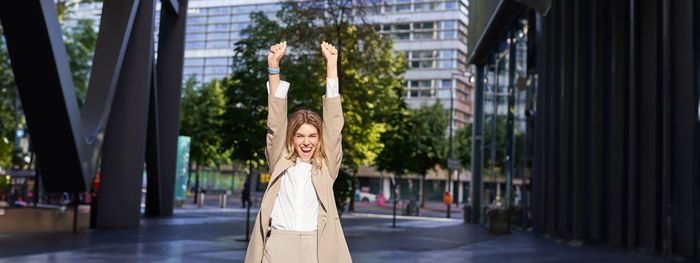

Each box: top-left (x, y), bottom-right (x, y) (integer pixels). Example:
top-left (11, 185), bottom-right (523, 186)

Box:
top-left (294, 123), bottom-right (319, 163)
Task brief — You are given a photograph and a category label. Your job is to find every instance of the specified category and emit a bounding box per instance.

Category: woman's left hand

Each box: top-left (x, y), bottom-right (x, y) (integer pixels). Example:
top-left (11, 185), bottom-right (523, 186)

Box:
top-left (321, 41), bottom-right (338, 67)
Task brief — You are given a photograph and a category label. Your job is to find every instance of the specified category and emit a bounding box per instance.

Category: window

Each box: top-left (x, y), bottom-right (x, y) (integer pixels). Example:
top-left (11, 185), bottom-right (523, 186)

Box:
top-left (415, 22), bottom-right (434, 30)
top-left (441, 50), bottom-right (455, 58)
top-left (411, 80), bottom-right (431, 88)
top-left (186, 42), bottom-right (205, 49)
top-left (187, 8), bottom-right (205, 16)
top-left (409, 90), bottom-right (431, 97)
top-left (395, 4), bottom-right (411, 12)
top-left (208, 23), bottom-right (230, 31)
top-left (187, 25), bottom-right (206, 33)
top-left (209, 7), bottom-right (231, 15)
top-left (183, 67), bottom-right (203, 75)
top-left (444, 1), bottom-right (457, 9)
top-left (187, 16), bottom-right (207, 25)
top-left (439, 60), bottom-right (455, 68)
top-left (442, 30), bottom-right (455, 39)
top-left (411, 60), bottom-right (434, 68)
top-left (184, 58), bottom-right (204, 66)
top-left (206, 40), bottom-right (229, 48)
top-left (205, 66), bottom-right (228, 74)
top-left (442, 79), bottom-right (452, 88)
top-left (392, 33), bottom-right (410, 40)
top-left (442, 21), bottom-right (455, 29)
top-left (258, 4), bottom-right (280, 12)
top-left (393, 24), bottom-right (410, 31)
top-left (412, 51), bottom-right (435, 59)
top-left (438, 89), bottom-right (451, 98)
top-left (187, 33), bottom-right (206, 41)
top-left (206, 58), bottom-right (228, 65)
top-left (207, 32), bottom-right (229, 41)
top-left (232, 14), bottom-right (248, 22)
top-left (413, 31), bottom-right (434, 40)
top-left (233, 6), bottom-right (255, 13)
top-left (208, 15), bottom-right (230, 23)
top-left (414, 3), bottom-right (437, 11)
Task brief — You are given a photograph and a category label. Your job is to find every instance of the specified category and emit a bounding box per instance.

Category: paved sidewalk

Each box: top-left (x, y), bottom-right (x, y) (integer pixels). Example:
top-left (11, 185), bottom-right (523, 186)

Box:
top-left (0, 207), bottom-right (680, 262)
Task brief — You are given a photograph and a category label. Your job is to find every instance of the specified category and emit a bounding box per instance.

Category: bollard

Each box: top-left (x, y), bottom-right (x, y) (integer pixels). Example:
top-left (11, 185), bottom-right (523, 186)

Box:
top-left (219, 193), bottom-right (227, 208)
top-left (198, 193), bottom-right (205, 208)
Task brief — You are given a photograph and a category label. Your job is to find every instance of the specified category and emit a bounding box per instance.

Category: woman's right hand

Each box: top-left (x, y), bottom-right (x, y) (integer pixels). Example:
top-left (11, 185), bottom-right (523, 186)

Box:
top-left (267, 41), bottom-right (287, 69)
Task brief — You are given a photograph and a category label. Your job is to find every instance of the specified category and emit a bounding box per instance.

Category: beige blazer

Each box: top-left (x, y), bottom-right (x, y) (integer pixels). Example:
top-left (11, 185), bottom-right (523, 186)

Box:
top-left (244, 95), bottom-right (352, 263)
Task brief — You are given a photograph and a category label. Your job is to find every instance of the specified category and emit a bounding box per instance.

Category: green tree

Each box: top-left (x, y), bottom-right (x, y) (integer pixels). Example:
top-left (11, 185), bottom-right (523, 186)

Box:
top-left (64, 19), bottom-right (97, 108)
top-left (406, 101), bottom-right (449, 207)
top-left (0, 27), bottom-right (17, 170)
top-left (180, 76), bottom-right (229, 200)
top-left (221, 12), bottom-right (283, 193)
top-left (454, 123), bottom-right (472, 170)
top-left (375, 83), bottom-right (411, 215)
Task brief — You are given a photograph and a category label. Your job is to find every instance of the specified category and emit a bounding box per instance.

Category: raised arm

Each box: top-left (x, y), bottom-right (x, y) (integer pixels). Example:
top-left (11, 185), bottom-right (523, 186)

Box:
top-left (266, 41), bottom-right (289, 170)
top-left (321, 42), bottom-right (343, 179)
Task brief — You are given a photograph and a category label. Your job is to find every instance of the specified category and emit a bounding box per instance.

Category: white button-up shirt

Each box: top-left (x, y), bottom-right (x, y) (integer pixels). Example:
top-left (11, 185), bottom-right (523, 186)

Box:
top-left (266, 78), bottom-right (339, 231)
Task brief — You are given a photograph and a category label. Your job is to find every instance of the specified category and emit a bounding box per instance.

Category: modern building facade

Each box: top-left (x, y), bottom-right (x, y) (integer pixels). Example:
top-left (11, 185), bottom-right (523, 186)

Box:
top-left (468, 0), bottom-right (700, 259)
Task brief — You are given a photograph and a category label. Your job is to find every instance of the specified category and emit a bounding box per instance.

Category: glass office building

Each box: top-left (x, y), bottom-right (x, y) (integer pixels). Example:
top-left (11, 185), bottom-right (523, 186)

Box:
top-left (468, 0), bottom-right (700, 259)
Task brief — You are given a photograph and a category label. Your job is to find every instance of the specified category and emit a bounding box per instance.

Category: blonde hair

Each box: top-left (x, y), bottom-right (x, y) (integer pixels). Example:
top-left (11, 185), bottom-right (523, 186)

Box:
top-left (285, 109), bottom-right (326, 167)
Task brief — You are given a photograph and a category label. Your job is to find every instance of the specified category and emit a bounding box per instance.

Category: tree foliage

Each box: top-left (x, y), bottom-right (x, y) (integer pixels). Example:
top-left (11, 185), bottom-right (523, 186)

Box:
top-left (0, 27), bottom-right (17, 170)
top-left (64, 19), bottom-right (97, 108)
top-left (454, 123), bottom-right (472, 170)
top-left (405, 101), bottom-right (449, 178)
top-left (180, 76), bottom-right (229, 168)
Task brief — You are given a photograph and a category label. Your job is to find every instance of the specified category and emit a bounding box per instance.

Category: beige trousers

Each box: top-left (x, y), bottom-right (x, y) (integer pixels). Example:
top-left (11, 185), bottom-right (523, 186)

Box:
top-left (263, 229), bottom-right (318, 263)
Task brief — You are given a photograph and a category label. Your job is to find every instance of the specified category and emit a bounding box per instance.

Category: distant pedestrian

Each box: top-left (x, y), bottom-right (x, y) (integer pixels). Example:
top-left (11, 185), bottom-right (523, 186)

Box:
top-left (244, 41), bottom-right (351, 263)
top-left (241, 178), bottom-right (250, 208)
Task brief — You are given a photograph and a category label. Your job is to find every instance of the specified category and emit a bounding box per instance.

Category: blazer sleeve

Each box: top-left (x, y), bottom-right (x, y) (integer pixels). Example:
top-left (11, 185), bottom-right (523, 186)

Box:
top-left (266, 93), bottom-right (288, 171)
top-left (322, 95), bottom-right (344, 180)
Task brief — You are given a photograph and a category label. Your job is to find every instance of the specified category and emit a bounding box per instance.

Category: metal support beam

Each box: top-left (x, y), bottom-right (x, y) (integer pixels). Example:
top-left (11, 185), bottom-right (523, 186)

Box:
top-left (0, 0), bottom-right (139, 192)
top-left (95, 0), bottom-right (156, 228)
top-left (144, 0), bottom-right (188, 216)
top-left (471, 66), bottom-right (484, 224)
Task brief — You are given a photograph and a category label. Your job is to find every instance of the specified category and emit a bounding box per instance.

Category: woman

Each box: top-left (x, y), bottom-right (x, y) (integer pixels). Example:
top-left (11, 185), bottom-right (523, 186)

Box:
top-left (244, 41), bottom-right (352, 263)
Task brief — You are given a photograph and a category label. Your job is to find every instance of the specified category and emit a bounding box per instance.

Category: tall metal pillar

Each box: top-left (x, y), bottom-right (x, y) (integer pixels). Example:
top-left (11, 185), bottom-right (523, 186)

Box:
top-left (95, 0), bottom-right (156, 228)
top-left (504, 30), bottom-right (516, 219)
top-left (471, 65), bottom-right (485, 224)
top-left (145, 0), bottom-right (188, 217)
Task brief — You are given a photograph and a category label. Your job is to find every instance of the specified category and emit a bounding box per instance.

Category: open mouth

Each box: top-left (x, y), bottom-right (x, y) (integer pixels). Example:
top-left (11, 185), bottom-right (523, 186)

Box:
top-left (301, 147), bottom-right (313, 153)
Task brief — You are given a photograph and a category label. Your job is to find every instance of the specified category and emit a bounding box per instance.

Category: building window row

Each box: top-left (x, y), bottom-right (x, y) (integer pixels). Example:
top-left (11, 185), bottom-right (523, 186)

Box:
top-left (187, 4), bottom-right (280, 16)
top-left (359, 0), bottom-right (467, 15)
top-left (378, 20), bottom-right (468, 43)
top-left (187, 22), bottom-right (251, 33)
top-left (406, 49), bottom-right (467, 69)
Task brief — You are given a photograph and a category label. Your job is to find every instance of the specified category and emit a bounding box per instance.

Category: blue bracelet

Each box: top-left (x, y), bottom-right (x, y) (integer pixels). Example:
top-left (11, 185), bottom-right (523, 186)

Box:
top-left (268, 67), bottom-right (280, 74)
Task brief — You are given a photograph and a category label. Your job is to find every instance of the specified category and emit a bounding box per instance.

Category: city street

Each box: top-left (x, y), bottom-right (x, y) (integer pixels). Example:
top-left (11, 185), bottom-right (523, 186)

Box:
top-left (0, 203), bottom-right (677, 262)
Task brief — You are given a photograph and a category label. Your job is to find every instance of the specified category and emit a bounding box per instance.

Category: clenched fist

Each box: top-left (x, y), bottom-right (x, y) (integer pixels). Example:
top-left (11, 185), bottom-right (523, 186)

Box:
top-left (321, 41), bottom-right (338, 67)
top-left (268, 41), bottom-right (287, 69)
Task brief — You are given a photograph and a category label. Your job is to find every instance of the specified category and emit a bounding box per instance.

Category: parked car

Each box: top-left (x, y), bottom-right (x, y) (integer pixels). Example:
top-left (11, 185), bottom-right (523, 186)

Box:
top-left (354, 191), bottom-right (377, 203)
